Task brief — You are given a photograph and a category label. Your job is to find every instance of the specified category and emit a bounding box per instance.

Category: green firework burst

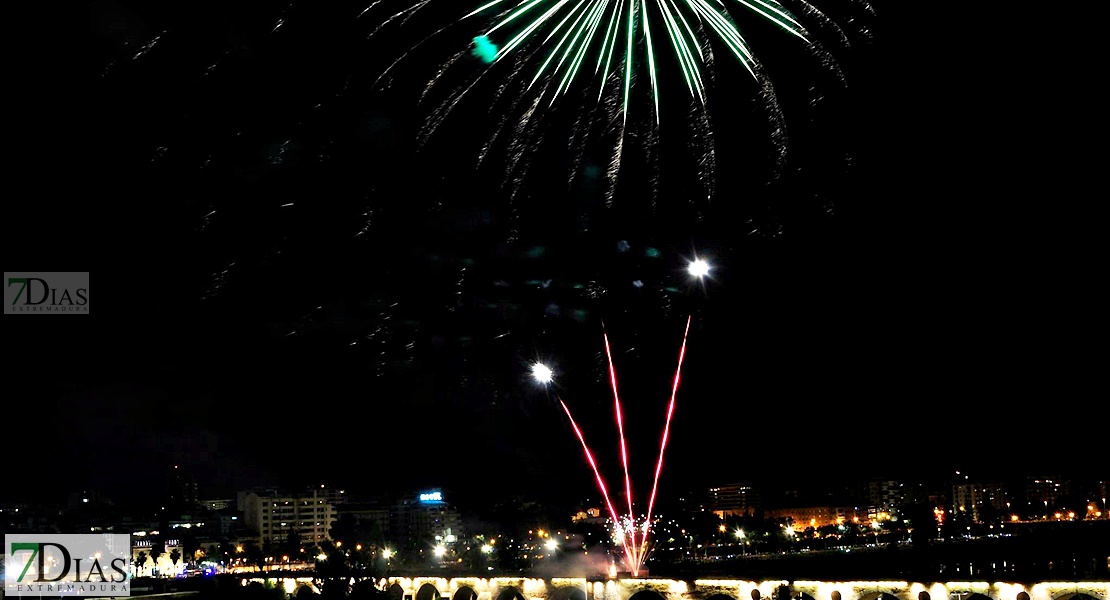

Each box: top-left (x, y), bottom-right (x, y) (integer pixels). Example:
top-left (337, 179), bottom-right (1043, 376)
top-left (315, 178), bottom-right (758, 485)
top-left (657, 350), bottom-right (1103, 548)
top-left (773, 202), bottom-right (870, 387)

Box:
top-left (463, 0), bottom-right (809, 122)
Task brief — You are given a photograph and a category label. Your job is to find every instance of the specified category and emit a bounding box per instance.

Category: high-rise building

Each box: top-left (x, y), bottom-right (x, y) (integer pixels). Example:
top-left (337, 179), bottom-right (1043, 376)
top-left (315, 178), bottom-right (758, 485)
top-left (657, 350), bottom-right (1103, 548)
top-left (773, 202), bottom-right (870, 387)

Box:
top-left (869, 480), bottom-right (932, 516)
top-left (239, 488), bottom-right (337, 546)
top-left (390, 489), bottom-right (463, 551)
top-left (952, 480), bottom-right (1008, 523)
top-left (166, 466), bottom-right (199, 509)
top-left (1023, 477), bottom-right (1069, 518)
top-left (706, 483), bottom-right (760, 518)
top-left (763, 505), bottom-right (870, 529)
top-left (200, 498), bottom-right (234, 511)
top-left (312, 485), bottom-right (349, 507)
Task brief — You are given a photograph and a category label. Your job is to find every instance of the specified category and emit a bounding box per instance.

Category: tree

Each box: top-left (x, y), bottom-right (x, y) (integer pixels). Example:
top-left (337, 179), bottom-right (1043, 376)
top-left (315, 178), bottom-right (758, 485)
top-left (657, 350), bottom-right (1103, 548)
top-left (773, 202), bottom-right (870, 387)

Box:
top-left (244, 541), bottom-right (266, 571)
top-left (901, 502), bottom-right (939, 548)
top-left (314, 541), bottom-right (352, 598)
top-left (180, 532), bottom-right (200, 564)
top-left (329, 513), bottom-right (365, 548)
top-left (169, 549), bottom-right (182, 574)
top-left (149, 542), bottom-right (165, 577)
top-left (283, 529), bottom-right (303, 562)
top-left (217, 539), bottom-right (236, 564)
top-left (351, 579), bottom-right (388, 600)
top-left (136, 551), bottom-right (148, 577)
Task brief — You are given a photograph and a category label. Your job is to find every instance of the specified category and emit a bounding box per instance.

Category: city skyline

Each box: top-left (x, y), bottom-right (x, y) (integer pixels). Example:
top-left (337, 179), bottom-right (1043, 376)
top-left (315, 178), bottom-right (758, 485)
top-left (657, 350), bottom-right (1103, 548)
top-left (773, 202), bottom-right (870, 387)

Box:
top-left (7, 466), bottom-right (1105, 531)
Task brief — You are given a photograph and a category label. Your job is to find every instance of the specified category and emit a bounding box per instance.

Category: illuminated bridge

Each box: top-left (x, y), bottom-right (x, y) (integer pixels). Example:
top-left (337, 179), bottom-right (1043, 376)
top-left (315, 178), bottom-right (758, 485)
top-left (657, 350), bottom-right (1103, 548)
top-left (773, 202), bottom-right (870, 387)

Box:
top-left (249, 575), bottom-right (1109, 600)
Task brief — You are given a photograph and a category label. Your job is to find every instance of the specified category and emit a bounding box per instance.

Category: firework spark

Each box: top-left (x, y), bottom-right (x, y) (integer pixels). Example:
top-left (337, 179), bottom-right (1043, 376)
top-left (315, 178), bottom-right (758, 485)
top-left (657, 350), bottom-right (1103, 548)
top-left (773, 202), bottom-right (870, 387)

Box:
top-left (362, 0), bottom-right (873, 210)
top-left (464, 0), bottom-right (810, 123)
top-left (556, 316), bottom-right (693, 575)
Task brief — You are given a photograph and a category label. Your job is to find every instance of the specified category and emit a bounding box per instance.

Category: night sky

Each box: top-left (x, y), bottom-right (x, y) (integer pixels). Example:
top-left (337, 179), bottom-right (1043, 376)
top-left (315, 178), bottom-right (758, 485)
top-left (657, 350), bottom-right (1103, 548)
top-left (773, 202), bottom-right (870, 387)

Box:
top-left (6, 2), bottom-right (1104, 510)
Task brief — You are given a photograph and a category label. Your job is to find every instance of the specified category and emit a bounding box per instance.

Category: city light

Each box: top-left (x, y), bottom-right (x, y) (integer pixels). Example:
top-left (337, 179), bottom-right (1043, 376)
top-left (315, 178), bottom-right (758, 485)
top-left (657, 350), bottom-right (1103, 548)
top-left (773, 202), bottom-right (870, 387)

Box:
top-left (481, 544), bottom-right (492, 554)
top-left (317, 553), bottom-right (328, 562)
top-left (545, 539), bottom-right (558, 551)
top-left (433, 545), bottom-right (447, 557)
top-left (382, 549), bottom-right (394, 560)
top-left (419, 491), bottom-right (443, 503)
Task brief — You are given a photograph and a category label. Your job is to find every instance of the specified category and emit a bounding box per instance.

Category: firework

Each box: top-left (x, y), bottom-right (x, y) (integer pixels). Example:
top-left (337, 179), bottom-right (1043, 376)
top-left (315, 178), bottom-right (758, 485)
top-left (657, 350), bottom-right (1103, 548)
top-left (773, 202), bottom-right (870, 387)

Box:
top-left (362, 0), bottom-right (875, 212)
top-left (463, 0), bottom-right (809, 122)
top-left (550, 315), bottom-right (692, 575)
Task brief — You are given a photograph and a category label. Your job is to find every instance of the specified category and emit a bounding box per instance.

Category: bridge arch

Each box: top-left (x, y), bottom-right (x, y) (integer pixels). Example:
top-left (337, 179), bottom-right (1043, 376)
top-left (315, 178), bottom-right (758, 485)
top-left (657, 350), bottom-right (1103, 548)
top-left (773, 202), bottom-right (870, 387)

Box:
top-left (418, 583), bottom-right (443, 600)
top-left (387, 583), bottom-right (405, 600)
top-left (551, 586), bottom-right (587, 600)
top-left (1055, 594), bottom-right (1099, 600)
top-left (629, 590), bottom-right (667, 600)
top-left (453, 587), bottom-right (479, 600)
top-left (495, 586), bottom-right (526, 600)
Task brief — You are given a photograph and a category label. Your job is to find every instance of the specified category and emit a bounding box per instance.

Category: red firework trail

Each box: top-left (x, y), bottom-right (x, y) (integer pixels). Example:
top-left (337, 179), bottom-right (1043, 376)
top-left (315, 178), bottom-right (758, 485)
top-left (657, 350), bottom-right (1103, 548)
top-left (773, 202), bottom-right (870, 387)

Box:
top-left (601, 323), bottom-right (638, 567)
top-left (641, 314), bottom-right (692, 559)
top-left (558, 397), bottom-right (635, 565)
top-left (555, 317), bottom-right (693, 576)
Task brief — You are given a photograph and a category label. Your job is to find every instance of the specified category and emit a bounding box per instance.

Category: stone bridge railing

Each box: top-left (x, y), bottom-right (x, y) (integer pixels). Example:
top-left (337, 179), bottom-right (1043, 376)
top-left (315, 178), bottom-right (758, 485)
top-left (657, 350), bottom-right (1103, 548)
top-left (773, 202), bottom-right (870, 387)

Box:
top-left (239, 575), bottom-right (1109, 600)
top-left (374, 576), bottom-right (1110, 600)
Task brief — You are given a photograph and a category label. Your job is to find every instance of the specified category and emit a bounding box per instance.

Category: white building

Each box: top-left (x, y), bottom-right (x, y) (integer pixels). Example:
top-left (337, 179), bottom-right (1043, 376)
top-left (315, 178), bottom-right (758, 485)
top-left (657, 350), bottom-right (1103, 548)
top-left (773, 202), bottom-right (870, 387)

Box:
top-left (240, 488), bottom-right (337, 546)
top-left (132, 538), bottom-right (185, 578)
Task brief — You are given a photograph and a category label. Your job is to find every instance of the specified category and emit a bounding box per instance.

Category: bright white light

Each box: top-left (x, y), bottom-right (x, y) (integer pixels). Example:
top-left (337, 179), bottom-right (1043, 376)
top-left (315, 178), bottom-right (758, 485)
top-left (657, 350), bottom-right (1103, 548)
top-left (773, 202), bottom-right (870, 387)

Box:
top-left (381, 549), bottom-right (393, 560)
top-left (481, 544), bottom-right (492, 554)
top-left (688, 259), bottom-right (710, 277)
top-left (545, 539), bottom-right (558, 551)
top-left (531, 363), bottom-right (553, 384)
top-left (317, 553), bottom-right (328, 562)
top-left (433, 545), bottom-right (447, 558)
